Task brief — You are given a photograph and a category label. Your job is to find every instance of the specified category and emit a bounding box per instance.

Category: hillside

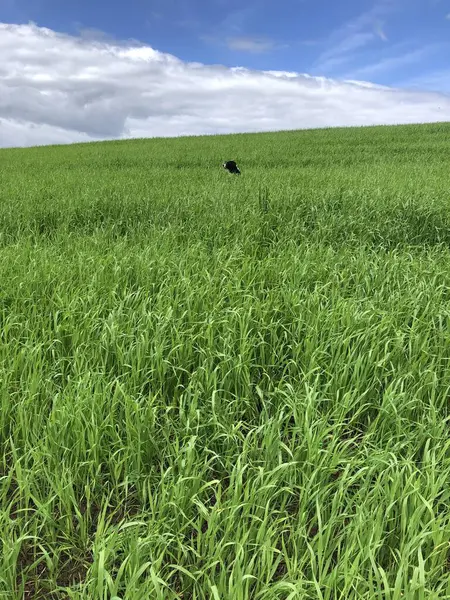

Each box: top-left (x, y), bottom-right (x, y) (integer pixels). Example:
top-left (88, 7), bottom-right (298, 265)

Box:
top-left (1, 122), bottom-right (450, 599)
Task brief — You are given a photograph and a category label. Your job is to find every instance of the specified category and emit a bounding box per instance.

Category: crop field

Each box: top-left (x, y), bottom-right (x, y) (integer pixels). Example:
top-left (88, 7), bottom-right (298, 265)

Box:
top-left (1, 122), bottom-right (450, 599)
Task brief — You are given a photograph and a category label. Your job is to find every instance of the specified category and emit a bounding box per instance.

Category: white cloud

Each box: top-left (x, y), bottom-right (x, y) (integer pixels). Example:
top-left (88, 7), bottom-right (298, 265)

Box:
top-left (1, 21), bottom-right (450, 149)
top-left (225, 36), bottom-right (276, 53)
top-left (200, 33), bottom-right (282, 54)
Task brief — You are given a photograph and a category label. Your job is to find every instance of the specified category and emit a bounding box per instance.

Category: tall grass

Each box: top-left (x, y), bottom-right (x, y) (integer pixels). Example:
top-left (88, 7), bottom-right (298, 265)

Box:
top-left (1, 122), bottom-right (450, 599)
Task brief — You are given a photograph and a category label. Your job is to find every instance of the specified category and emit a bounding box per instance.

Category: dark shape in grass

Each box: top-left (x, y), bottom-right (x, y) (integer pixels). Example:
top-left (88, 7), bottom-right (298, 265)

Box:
top-left (222, 160), bottom-right (241, 174)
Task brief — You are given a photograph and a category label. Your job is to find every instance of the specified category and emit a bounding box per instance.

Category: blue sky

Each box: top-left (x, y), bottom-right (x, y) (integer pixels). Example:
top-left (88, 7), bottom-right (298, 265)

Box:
top-left (2, 0), bottom-right (450, 92)
top-left (2, 1), bottom-right (450, 148)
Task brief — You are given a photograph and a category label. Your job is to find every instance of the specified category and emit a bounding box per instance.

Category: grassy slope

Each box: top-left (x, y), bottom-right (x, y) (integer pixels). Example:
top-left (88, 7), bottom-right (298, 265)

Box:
top-left (1, 122), bottom-right (450, 599)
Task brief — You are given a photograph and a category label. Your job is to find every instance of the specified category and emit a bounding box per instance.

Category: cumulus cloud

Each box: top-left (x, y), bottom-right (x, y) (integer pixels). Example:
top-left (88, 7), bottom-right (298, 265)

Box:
top-left (0, 22), bottom-right (449, 149)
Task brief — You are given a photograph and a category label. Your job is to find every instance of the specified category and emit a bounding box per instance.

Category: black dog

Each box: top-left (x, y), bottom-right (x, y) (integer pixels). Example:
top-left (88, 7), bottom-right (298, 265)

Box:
top-left (223, 160), bottom-right (241, 174)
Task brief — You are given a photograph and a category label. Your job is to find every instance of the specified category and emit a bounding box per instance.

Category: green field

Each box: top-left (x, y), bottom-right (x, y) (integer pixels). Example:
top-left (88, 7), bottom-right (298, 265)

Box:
top-left (1, 122), bottom-right (450, 599)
